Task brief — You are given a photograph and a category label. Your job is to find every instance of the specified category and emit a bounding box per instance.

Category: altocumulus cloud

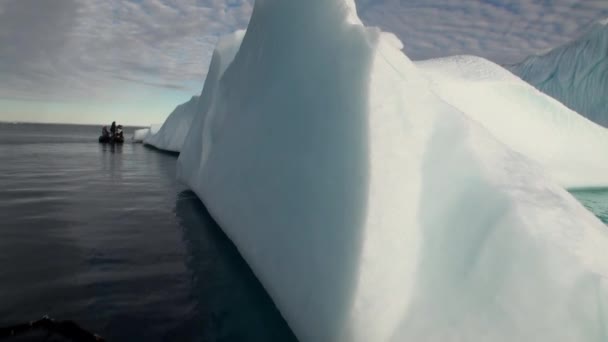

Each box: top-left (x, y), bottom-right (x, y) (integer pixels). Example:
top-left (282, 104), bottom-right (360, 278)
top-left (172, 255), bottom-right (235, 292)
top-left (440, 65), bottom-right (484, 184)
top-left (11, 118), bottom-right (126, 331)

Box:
top-left (1, 0), bottom-right (607, 103)
top-left (0, 0), bottom-right (254, 102)
top-left (360, 0), bottom-right (608, 63)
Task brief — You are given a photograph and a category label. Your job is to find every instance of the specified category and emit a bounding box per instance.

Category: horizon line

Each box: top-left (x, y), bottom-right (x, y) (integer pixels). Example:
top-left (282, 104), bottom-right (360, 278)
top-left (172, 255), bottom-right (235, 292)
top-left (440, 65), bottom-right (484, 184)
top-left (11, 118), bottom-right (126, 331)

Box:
top-left (0, 119), bottom-right (150, 128)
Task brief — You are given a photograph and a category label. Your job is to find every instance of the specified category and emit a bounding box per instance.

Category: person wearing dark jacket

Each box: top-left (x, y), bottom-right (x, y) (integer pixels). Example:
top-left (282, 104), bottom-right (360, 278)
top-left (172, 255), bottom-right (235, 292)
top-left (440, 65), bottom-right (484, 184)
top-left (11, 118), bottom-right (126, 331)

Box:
top-left (110, 121), bottom-right (116, 137)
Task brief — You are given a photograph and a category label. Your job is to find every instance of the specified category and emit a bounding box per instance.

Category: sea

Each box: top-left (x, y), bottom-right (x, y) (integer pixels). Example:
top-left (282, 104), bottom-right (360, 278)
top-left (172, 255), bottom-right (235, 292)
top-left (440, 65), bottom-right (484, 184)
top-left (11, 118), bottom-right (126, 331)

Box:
top-left (1, 123), bottom-right (607, 342)
top-left (0, 123), bottom-right (297, 342)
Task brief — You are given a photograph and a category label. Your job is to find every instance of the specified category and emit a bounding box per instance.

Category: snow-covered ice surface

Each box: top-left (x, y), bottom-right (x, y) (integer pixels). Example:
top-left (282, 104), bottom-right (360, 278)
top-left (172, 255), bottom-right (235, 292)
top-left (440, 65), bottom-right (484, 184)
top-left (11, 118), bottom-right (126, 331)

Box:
top-left (509, 19), bottom-right (608, 127)
top-left (176, 1), bottom-right (608, 341)
top-left (144, 96), bottom-right (199, 152)
top-left (417, 55), bottom-right (608, 188)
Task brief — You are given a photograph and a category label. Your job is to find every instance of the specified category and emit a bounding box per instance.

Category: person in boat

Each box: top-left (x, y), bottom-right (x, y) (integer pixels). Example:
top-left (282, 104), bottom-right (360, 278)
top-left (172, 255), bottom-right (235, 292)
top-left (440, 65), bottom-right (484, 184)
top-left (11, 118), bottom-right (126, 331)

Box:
top-left (110, 121), bottom-right (116, 137)
top-left (99, 126), bottom-right (111, 143)
top-left (115, 125), bottom-right (124, 141)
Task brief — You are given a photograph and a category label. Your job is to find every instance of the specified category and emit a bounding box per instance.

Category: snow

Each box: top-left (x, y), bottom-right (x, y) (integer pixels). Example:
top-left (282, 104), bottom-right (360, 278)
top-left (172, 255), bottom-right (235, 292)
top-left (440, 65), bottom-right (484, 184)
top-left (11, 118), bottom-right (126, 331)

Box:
top-left (417, 55), bottom-right (608, 188)
top-left (144, 96), bottom-right (199, 152)
top-left (174, 1), bottom-right (608, 341)
top-left (509, 20), bottom-right (608, 127)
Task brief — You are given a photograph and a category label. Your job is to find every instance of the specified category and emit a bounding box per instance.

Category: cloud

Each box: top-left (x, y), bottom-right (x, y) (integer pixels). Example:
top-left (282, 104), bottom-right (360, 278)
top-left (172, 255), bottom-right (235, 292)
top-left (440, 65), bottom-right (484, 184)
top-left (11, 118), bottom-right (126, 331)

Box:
top-left (1, 0), bottom-right (607, 105)
top-left (357, 0), bottom-right (608, 63)
top-left (0, 0), bottom-right (81, 98)
top-left (0, 0), bottom-right (254, 102)
top-left (112, 74), bottom-right (192, 90)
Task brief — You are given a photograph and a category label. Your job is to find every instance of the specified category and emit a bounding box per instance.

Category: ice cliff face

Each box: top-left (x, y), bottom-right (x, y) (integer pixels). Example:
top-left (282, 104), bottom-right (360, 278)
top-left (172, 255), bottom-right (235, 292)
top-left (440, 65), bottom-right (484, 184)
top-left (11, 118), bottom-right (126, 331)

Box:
top-left (510, 20), bottom-right (608, 127)
top-left (172, 0), bottom-right (608, 341)
top-left (144, 31), bottom-right (246, 154)
top-left (144, 96), bottom-right (199, 152)
top-left (177, 30), bottom-right (245, 182)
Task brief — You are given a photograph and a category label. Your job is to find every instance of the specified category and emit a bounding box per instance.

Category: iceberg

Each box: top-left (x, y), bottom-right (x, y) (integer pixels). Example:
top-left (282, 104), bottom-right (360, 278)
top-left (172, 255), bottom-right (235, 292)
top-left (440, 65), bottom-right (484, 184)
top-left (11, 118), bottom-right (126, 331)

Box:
top-left (417, 55), bottom-right (608, 188)
top-left (144, 96), bottom-right (199, 152)
top-left (178, 30), bottom-right (245, 183)
top-left (132, 124), bottom-right (161, 143)
top-left (132, 128), bottom-right (151, 142)
top-left (150, 124), bottom-right (161, 134)
top-left (176, 0), bottom-right (608, 341)
top-left (144, 30), bottom-right (246, 154)
top-left (509, 19), bottom-right (608, 127)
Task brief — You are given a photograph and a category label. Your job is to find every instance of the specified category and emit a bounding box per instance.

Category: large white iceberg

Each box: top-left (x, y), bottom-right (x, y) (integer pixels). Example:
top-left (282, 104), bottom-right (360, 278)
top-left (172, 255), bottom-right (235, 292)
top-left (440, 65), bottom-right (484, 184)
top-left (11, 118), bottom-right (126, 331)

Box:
top-left (144, 96), bottom-right (199, 152)
top-left (176, 1), bottom-right (608, 341)
top-left (509, 19), bottom-right (608, 127)
top-left (417, 55), bottom-right (608, 188)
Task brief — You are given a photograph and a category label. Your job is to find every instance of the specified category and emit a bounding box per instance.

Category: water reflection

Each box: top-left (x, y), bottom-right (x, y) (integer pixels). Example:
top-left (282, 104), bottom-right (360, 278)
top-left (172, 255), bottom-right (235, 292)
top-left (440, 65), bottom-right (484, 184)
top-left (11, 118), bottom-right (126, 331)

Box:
top-left (172, 191), bottom-right (298, 342)
top-left (0, 140), bottom-right (89, 325)
top-left (99, 143), bottom-right (123, 154)
top-left (0, 124), bottom-right (298, 341)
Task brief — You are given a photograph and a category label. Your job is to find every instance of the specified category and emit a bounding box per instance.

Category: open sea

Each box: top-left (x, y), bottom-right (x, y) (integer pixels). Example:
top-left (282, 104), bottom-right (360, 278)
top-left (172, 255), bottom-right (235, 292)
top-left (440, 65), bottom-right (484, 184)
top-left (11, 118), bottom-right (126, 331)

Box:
top-left (0, 123), bottom-right (297, 342)
top-left (1, 123), bottom-right (607, 341)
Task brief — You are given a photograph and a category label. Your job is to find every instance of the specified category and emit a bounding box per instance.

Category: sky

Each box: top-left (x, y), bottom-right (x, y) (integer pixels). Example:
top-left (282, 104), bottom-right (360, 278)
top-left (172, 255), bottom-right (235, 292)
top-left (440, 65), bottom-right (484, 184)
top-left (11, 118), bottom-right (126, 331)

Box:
top-left (1, 0), bottom-right (607, 126)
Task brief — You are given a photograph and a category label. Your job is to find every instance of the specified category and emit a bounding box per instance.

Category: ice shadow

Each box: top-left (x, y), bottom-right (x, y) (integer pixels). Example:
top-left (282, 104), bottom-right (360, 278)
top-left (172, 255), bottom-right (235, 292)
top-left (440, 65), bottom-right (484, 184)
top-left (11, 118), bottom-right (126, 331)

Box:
top-left (143, 143), bottom-right (180, 157)
top-left (195, 2), bottom-right (375, 340)
top-left (391, 109), bottom-right (606, 340)
top-left (390, 112), bottom-right (513, 339)
top-left (167, 191), bottom-right (298, 342)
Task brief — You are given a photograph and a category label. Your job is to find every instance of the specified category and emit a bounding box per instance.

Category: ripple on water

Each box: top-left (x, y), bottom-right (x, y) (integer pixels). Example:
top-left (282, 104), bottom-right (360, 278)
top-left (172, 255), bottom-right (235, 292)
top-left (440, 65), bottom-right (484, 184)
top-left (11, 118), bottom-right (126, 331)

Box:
top-left (0, 123), bottom-right (297, 342)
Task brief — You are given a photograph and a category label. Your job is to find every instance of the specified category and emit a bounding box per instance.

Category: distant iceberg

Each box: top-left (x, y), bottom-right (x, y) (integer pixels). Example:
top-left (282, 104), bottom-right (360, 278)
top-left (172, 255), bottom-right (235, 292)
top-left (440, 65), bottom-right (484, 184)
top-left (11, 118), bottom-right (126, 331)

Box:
top-left (133, 128), bottom-right (151, 142)
top-left (509, 19), bottom-right (608, 127)
top-left (173, 1), bottom-right (608, 341)
top-left (144, 96), bottom-right (199, 152)
top-left (133, 124), bottom-right (161, 143)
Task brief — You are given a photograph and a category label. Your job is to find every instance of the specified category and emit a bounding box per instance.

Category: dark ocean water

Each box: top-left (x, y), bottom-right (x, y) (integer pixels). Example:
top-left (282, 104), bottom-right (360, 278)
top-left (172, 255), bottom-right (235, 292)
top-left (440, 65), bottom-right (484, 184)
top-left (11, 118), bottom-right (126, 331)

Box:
top-left (0, 123), bottom-right (296, 342)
